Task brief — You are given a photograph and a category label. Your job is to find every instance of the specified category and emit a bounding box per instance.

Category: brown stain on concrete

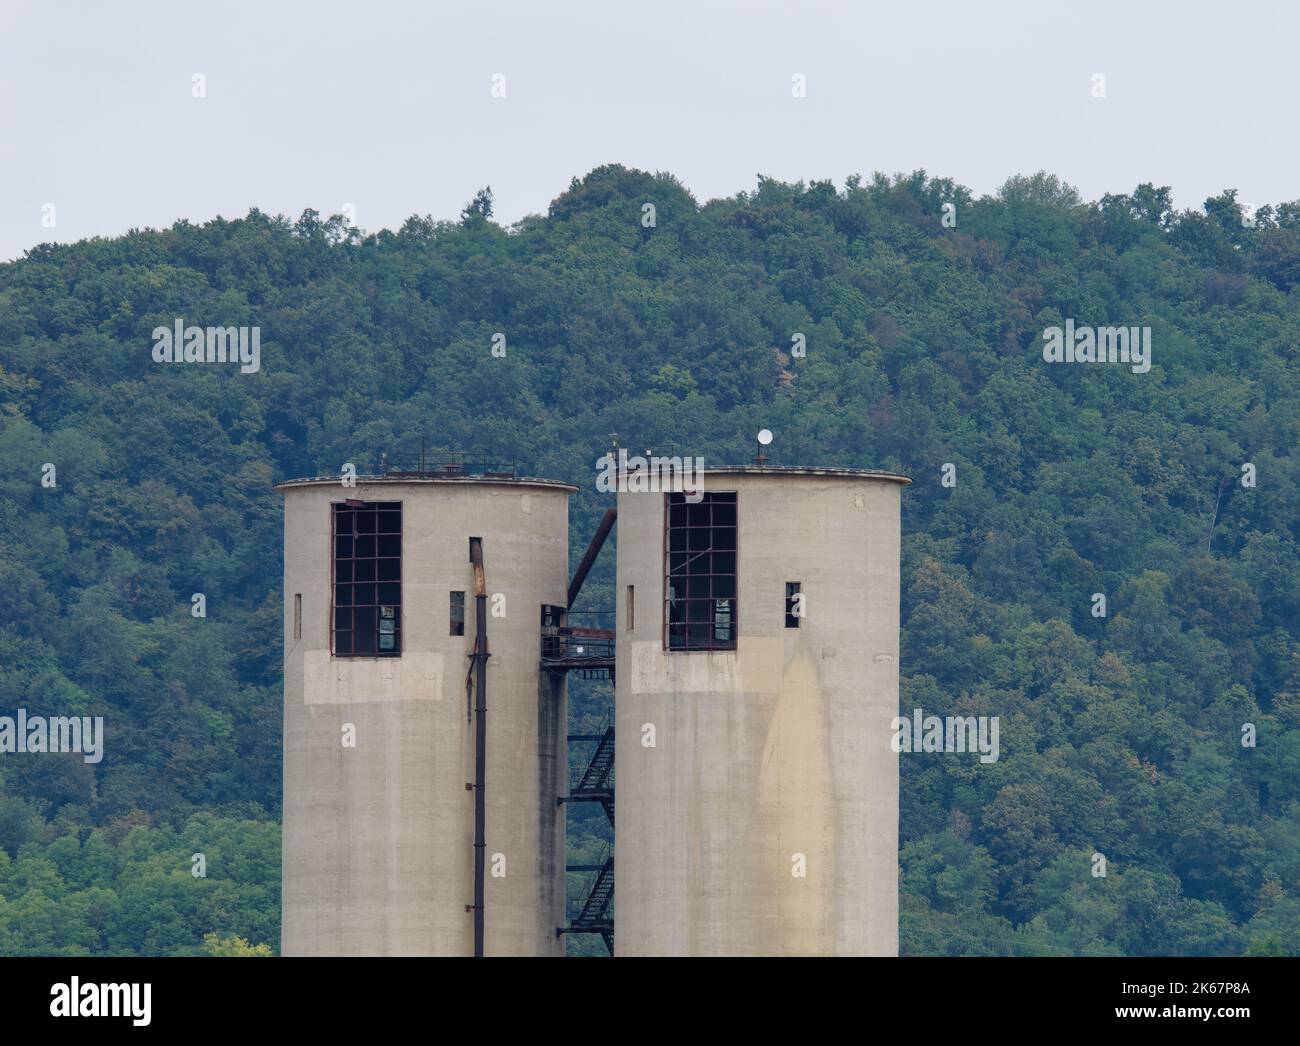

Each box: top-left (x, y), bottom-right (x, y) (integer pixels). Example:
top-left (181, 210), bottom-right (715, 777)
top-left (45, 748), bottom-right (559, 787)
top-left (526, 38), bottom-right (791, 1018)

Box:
top-left (758, 647), bottom-right (833, 954)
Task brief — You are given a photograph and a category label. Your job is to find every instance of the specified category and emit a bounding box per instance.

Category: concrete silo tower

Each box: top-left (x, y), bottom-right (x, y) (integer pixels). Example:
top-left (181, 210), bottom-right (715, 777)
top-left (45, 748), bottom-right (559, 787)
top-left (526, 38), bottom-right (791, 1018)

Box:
top-left (277, 470), bottom-right (576, 956)
top-left (613, 466), bottom-right (908, 956)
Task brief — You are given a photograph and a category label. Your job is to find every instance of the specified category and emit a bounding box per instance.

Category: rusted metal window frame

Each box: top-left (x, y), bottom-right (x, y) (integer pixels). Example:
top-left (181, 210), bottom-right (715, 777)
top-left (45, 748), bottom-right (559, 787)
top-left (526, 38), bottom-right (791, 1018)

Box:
top-left (331, 500), bottom-right (402, 658)
top-left (663, 490), bottom-right (738, 652)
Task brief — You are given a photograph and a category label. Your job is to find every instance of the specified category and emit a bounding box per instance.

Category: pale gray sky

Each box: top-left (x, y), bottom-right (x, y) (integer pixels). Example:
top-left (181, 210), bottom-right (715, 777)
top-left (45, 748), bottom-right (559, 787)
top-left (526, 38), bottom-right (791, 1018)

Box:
top-left (1, 0), bottom-right (1295, 261)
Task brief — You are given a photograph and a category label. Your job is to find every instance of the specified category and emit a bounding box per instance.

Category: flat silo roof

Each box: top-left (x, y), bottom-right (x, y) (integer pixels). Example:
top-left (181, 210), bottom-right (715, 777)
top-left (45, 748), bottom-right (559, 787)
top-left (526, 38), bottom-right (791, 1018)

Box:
top-left (275, 474), bottom-right (580, 493)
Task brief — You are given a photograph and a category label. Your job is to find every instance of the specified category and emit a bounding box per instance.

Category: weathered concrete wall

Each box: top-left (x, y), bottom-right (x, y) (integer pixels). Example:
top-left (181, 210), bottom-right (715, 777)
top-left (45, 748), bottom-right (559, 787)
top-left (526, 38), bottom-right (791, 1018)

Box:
top-left (280, 478), bottom-right (571, 956)
top-left (614, 470), bottom-right (905, 956)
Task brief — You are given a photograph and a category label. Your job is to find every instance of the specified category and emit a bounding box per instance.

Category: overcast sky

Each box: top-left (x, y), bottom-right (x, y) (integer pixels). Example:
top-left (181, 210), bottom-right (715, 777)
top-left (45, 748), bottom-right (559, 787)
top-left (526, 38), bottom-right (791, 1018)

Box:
top-left (1, 0), bottom-right (1295, 261)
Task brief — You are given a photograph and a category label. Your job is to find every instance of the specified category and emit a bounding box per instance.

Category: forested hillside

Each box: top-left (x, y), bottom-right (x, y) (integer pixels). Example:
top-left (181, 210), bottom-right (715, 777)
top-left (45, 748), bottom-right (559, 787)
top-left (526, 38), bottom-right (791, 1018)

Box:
top-left (1, 165), bottom-right (1298, 955)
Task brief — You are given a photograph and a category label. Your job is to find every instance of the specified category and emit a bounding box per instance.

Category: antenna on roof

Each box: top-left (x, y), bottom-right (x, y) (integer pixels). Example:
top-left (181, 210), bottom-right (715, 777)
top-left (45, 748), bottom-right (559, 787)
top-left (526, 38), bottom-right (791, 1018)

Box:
top-left (755, 428), bottom-right (773, 467)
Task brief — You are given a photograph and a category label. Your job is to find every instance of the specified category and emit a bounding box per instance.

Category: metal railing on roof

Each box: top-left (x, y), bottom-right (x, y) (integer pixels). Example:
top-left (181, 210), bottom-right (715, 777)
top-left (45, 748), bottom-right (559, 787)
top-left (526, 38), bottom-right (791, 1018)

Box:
top-left (377, 448), bottom-right (519, 479)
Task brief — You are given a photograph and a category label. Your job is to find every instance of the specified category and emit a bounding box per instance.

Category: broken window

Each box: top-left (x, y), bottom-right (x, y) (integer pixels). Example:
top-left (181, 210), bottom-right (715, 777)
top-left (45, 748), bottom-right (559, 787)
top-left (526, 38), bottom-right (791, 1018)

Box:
top-left (665, 491), bottom-right (737, 651)
top-left (785, 582), bottom-right (802, 628)
top-left (332, 501), bottom-right (401, 657)
top-left (450, 591), bottom-right (465, 636)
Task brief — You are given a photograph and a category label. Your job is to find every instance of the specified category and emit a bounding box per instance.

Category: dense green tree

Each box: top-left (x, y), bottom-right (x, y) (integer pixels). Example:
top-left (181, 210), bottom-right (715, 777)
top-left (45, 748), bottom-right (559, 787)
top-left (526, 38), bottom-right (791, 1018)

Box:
top-left (1, 166), bottom-right (1297, 954)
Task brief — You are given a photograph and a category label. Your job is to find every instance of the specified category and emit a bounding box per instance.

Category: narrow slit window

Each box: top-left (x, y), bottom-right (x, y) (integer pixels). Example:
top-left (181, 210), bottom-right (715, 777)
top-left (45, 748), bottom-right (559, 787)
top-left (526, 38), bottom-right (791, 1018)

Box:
top-left (294, 593), bottom-right (302, 640)
top-left (332, 501), bottom-right (402, 657)
top-left (450, 591), bottom-right (466, 636)
top-left (785, 582), bottom-right (802, 628)
top-left (665, 491), bottom-right (737, 651)
top-left (627, 585), bottom-right (635, 631)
